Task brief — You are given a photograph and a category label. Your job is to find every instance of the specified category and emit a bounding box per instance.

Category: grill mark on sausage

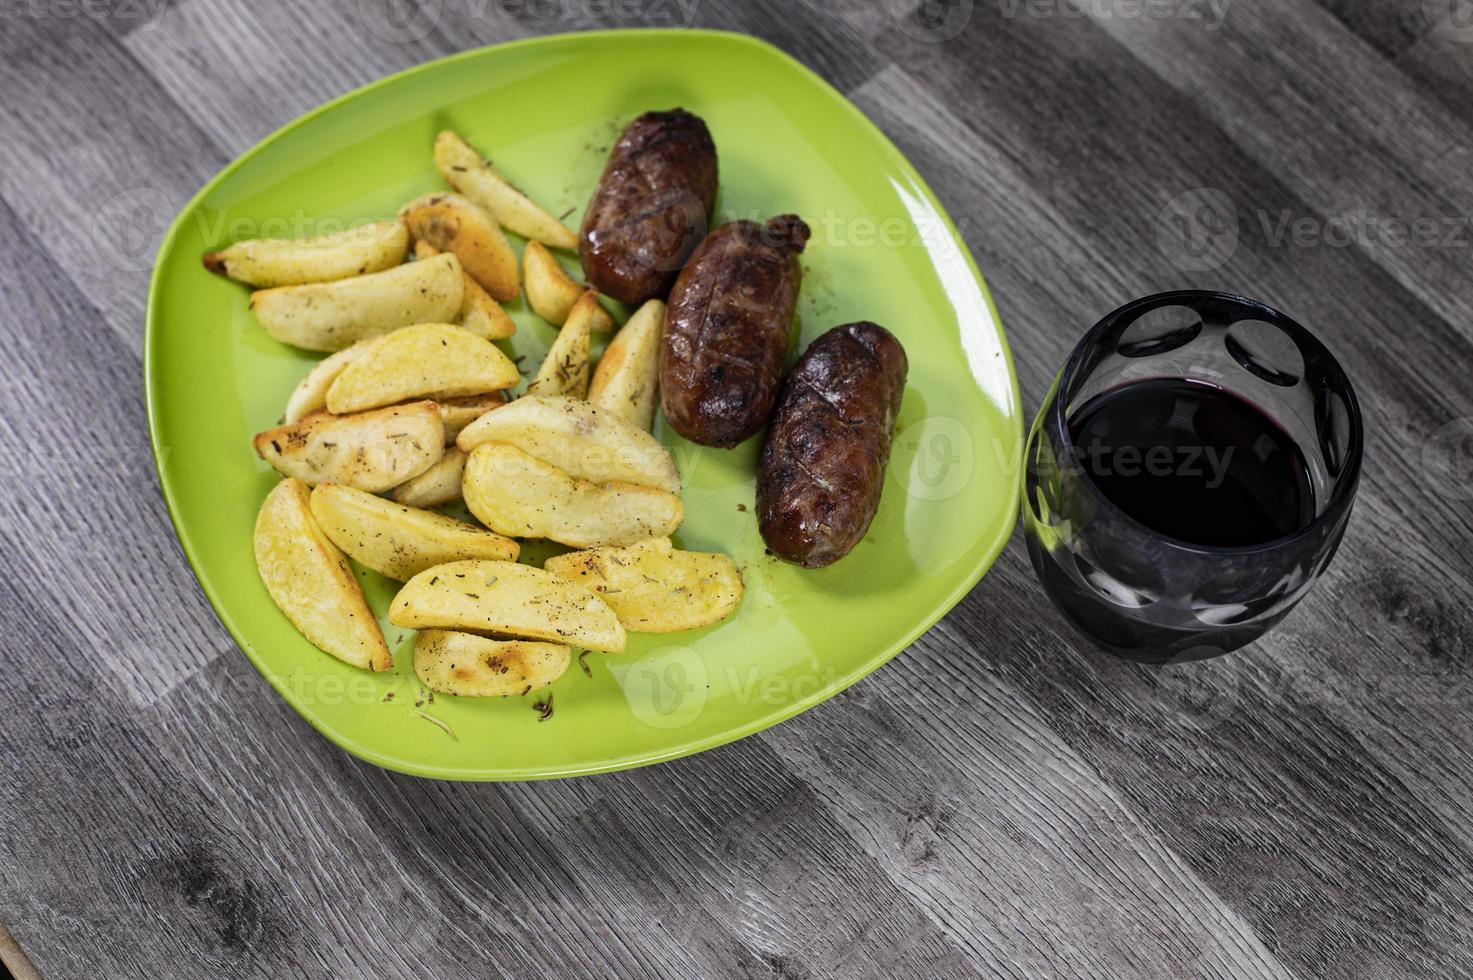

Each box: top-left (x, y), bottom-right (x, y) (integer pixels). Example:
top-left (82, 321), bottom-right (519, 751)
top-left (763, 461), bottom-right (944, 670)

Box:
top-left (757, 322), bottom-right (908, 567)
top-left (632, 146), bottom-right (673, 196)
top-left (702, 346), bottom-right (766, 371)
top-left (691, 273), bottom-right (724, 365)
top-left (794, 374), bottom-right (865, 428)
top-left (661, 215), bottom-right (810, 446)
top-left (794, 456), bottom-right (840, 496)
top-left (579, 109), bottom-right (717, 305)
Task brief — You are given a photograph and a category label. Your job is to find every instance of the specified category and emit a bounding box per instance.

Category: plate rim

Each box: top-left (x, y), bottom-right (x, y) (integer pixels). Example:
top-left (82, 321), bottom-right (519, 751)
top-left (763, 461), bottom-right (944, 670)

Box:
top-left (144, 28), bottom-right (1025, 781)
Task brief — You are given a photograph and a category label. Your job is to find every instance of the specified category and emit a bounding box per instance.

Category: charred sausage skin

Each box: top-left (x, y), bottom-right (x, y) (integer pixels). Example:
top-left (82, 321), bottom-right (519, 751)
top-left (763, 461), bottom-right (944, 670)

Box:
top-left (579, 109), bottom-right (718, 305)
top-left (757, 322), bottom-right (909, 568)
top-left (660, 215), bottom-right (810, 448)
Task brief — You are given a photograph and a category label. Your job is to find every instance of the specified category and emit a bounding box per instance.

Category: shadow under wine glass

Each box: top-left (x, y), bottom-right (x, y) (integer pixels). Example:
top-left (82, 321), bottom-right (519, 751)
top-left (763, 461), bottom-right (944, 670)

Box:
top-left (1023, 291), bottom-right (1364, 665)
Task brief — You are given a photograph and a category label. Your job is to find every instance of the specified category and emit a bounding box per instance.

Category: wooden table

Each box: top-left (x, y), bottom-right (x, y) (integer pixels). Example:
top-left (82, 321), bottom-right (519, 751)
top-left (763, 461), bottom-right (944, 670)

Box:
top-left (3, 2), bottom-right (1472, 976)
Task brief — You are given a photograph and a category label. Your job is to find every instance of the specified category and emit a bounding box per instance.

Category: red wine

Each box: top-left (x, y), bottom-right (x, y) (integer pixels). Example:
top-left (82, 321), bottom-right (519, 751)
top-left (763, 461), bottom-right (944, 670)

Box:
top-left (1068, 379), bottom-right (1315, 548)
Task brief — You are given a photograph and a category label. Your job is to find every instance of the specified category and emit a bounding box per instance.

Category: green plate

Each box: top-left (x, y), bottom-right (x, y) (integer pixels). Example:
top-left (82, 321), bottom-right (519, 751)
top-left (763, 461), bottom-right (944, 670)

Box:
top-left (146, 29), bottom-right (1022, 780)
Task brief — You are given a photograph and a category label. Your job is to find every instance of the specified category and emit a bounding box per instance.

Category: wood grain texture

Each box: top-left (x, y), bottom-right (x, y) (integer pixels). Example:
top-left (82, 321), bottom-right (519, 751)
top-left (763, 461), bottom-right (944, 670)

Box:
top-left (0, 12), bottom-right (226, 354)
top-left (2, 1), bottom-right (1472, 976)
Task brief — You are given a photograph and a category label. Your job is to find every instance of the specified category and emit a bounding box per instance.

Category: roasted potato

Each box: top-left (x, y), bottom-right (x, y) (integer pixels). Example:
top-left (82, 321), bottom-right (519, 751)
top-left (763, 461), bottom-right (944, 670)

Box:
top-left (434, 130), bottom-right (578, 250)
top-left (309, 483), bottom-right (517, 580)
top-left (250, 253), bottom-right (464, 352)
top-left (204, 220), bottom-right (409, 288)
top-left (544, 537), bottom-right (742, 633)
top-left (389, 559), bottom-right (626, 653)
top-left (526, 290), bottom-right (596, 398)
top-left (253, 478), bottom-right (392, 671)
top-left (588, 299), bottom-right (664, 430)
top-left (522, 240), bottom-right (615, 332)
top-left (283, 338), bottom-right (381, 423)
top-left (400, 192), bottom-right (519, 301)
top-left (462, 442), bottom-right (682, 548)
top-left (460, 279), bottom-right (518, 339)
top-left (436, 392), bottom-right (508, 444)
top-left (415, 239), bottom-right (516, 339)
top-left (325, 323), bottom-right (519, 415)
top-left (413, 630), bottom-right (570, 697)
top-left (456, 394), bottom-right (680, 494)
top-left (389, 447), bottom-right (467, 508)
top-left (253, 401), bottom-right (443, 492)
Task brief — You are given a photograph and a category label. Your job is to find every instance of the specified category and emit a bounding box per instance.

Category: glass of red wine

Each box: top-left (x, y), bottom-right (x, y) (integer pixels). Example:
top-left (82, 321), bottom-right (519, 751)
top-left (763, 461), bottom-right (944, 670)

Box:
top-left (1023, 291), bottom-right (1363, 664)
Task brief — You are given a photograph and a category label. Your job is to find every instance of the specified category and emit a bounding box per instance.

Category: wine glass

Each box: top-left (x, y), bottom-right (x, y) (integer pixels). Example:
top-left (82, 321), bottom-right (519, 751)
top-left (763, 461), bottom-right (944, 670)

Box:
top-left (1022, 291), bottom-right (1363, 664)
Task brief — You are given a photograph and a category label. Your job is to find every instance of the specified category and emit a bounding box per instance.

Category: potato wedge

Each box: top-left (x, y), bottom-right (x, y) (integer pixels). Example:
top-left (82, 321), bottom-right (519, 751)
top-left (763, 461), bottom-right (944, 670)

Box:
top-left (205, 220), bottom-right (409, 288)
top-left (389, 446), bottom-right (467, 508)
top-left (251, 253), bottom-right (463, 352)
top-left (414, 630), bottom-right (570, 697)
top-left (461, 278), bottom-right (518, 340)
top-left (588, 299), bottom-right (665, 430)
top-left (253, 478), bottom-right (391, 671)
top-left (400, 192), bottom-right (518, 301)
top-left (456, 394), bottom-right (680, 494)
top-left (526, 290), bottom-right (596, 398)
top-left (463, 442), bottom-right (682, 548)
top-left (544, 537), bottom-right (742, 633)
top-left (325, 323), bottom-right (520, 415)
top-left (389, 559), bottom-right (625, 653)
top-left (434, 130), bottom-right (578, 250)
top-left (283, 338), bottom-right (381, 423)
top-left (416, 239), bottom-right (516, 340)
top-left (437, 392), bottom-right (508, 444)
top-left (310, 483), bottom-right (517, 580)
top-left (522, 240), bottom-right (615, 332)
top-left (254, 401), bottom-right (443, 492)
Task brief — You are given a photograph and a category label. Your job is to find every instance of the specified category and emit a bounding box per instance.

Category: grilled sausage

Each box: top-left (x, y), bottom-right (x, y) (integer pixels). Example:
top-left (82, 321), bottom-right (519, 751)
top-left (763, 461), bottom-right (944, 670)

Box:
top-left (660, 215), bottom-right (810, 447)
top-left (758, 322), bottom-right (909, 568)
top-left (579, 109), bottom-right (718, 305)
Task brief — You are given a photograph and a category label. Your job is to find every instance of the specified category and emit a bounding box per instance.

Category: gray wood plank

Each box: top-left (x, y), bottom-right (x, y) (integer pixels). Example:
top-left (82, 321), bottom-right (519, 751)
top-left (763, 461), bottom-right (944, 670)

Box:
top-left (146, 654), bottom-right (774, 980)
top-left (0, 13), bottom-right (228, 354)
top-left (122, 0), bottom-right (506, 158)
top-left (125, 0), bottom-right (884, 164)
top-left (758, 625), bottom-right (1297, 980)
top-left (1010, 0), bottom-right (1473, 848)
top-left (1064, 0), bottom-right (1473, 347)
top-left (860, 10), bottom-right (1473, 977)
top-left (0, 196), bottom-right (229, 704)
top-left (1312, 0), bottom-right (1427, 57)
top-left (1397, 13), bottom-right (1473, 129)
top-left (494, 743), bottom-right (979, 977)
top-left (474, 0), bottom-right (888, 90)
top-left (971, 554), bottom-right (1473, 979)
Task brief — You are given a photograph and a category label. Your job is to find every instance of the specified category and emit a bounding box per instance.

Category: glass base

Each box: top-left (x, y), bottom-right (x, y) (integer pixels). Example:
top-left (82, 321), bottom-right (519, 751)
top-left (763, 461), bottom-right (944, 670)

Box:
top-left (1025, 532), bottom-right (1277, 665)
